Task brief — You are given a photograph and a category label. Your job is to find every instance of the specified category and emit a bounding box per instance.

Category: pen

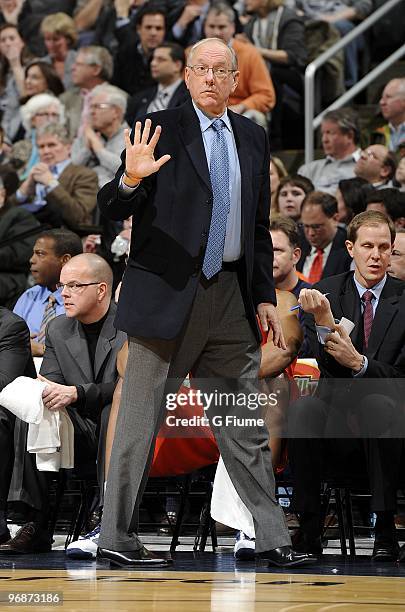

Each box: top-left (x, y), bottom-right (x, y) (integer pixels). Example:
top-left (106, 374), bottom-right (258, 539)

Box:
top-left (290, 292), bottom-right (330, 312)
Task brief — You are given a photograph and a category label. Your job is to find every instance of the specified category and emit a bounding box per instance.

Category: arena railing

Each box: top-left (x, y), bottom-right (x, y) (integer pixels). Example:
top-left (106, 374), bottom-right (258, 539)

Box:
top-left (304, 0), bottom-right (405, 164)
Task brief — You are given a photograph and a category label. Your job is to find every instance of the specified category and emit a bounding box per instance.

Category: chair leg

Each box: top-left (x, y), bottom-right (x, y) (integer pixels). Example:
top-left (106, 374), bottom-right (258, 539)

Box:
top-left (334, 488), bottom-right (347, 556)
top-left (48, 471), bottom-right (66, 539)
top-left (344, 488), bottom-right (356, 557)
top-left (170, 475), bottom-right (191, 552)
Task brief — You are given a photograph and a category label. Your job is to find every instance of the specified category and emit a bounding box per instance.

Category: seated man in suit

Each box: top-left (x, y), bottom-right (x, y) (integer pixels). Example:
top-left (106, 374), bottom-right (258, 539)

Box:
top-left (10, 123), bottom-right (99, 230)
top-left (0, 308), bottom-right (36, 545)
top-left (13, 228), bottom-right (83, 357)
top-left (289, 210), bottom-right (405, 561)
top-left (71, 83), bottom-right (129, 189)
top-left (297, 191), bottom-right (352, 284)
top-left (126, 42), bottom-right (189, 126)
top-left (0, 253), bottom-right (126, 554)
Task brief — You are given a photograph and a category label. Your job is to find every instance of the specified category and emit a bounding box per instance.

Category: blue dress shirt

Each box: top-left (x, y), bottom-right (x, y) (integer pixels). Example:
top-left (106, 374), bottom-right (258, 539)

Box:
top-left (13, 285), bottom-right (65, 335)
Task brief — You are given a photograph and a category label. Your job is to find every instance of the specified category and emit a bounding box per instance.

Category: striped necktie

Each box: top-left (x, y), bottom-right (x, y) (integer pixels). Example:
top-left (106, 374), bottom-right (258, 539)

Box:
top-left (362, 290), bottom-right (374, 350)
top-left (202, 119), bottom-right (230, 279)
top-left (37, 295), bottom-right (57, 343)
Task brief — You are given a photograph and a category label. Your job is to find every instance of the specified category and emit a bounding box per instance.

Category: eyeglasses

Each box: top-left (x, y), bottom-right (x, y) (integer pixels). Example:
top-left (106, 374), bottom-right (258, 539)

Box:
top-left (56, 281), bottom-right (100, 292)
top-left (187, 65), bottom-right (235, 79)
top-left (90, 103), bottom-right (114, 110)
top-left (35, 112), bottom-right (60, 118)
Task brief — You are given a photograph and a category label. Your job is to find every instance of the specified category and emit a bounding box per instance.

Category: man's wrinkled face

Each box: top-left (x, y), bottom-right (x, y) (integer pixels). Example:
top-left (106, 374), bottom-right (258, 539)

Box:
top-left (185, 42), bottom-right (239, 117)
top-left (37, 134), bottom-right (70, 165)
top-left (380, 80), bottom-right (405, 123)
top-left (355, 145), bottom-right (389, 183)
top-left (321, 120), bottom-right (353, 159)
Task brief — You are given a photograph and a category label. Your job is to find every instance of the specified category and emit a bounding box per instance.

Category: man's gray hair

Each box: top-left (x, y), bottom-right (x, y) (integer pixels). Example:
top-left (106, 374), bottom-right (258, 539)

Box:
top-left (188, 37), bottom-right (238, 71)
top-left (79, 45), bottom-right (114, 82)
top-left (389, 77), bottom-right (405, 99)
top-left (20, 93), bottom-right (65, 134)
top-left (90, 83), bottom-right (128, 114)
top-left (36, 123), bottom-right (71, 144)
top-left (206, 2), bottom-right (235, 23)
top-left (322, 107), bottom-right (360, 144)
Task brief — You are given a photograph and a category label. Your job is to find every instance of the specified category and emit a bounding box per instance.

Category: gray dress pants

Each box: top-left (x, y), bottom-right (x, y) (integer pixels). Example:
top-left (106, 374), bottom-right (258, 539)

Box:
top-left (99, 270), bottom-right (290, 553)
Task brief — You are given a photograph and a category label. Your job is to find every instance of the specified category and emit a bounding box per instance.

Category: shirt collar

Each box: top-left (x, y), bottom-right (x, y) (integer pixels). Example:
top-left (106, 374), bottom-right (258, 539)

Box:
top-left (325, 148), bottom-right (361, 163)
top-left (38, 285), bottom-right (64, 306)
top-left (353, 273), bottom-right (387, 301)
top-left (157, 78), bottom-right (183, 98)
top-left (192, 100), bottom-right (232, 134)
top-left (51, 159), bottom-right (70, 175)
top-left (389, 121), bottom-right (405, 134)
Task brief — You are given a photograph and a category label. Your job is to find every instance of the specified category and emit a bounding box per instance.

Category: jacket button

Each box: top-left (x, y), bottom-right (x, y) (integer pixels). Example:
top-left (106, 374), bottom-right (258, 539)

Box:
top-left (202, 231), bottom-right (207, 238)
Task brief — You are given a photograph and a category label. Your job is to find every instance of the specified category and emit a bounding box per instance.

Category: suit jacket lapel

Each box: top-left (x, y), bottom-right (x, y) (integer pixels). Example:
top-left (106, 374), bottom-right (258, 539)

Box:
top-left (179, 102), bottom-right (211, 192)
top-left (94, 305), bottom-right (117, 380)
top-left (367, 284), bottom-right (399, 358)
top-left (228, 111), bottom-right (252, 240)
top-left (339, 275), bottom-right (363, 350)
top-left (65, 321), bottom-right (93, 382)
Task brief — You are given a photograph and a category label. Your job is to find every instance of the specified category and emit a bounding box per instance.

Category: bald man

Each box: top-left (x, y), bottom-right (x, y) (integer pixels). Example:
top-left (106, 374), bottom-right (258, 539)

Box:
top-left (0, 254), bottom-right (126, 555)
top-left (354, 144), bottom-right (396, 188)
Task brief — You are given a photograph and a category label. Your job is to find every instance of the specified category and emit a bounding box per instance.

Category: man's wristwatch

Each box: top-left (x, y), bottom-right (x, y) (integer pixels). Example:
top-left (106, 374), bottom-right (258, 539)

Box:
top-left (352, 354), bottom-right (365, 374)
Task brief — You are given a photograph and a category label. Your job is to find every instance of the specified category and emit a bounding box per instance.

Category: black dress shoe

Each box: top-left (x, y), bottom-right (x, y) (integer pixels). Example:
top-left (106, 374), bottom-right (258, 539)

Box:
top-left (291, 530), bottom-right (323, 555)
top-left (398, 544), bottom-right (405, 562)
top-left (98, 545), bottom-right (172, 567)
top-left (0, 528), bottom-right (10, 545)
top-left (372, 538), bottom-right (399, 562)
top-left (0, 523), bottom-right (51, 555)
top-left (257, 545), bottom-right (316, 567)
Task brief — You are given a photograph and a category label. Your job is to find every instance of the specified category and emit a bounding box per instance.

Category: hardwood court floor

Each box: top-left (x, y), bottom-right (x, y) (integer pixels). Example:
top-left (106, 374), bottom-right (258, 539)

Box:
top-left (0, 551), bottom-right (405, 611)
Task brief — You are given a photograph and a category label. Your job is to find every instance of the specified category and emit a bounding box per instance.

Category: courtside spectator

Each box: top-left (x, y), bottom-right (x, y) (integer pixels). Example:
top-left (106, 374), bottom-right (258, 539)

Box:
top-left (388, 228), bottom-right (405, 281)
top-left (373, 78), bottom-right (405, 152)
top-left (112, 3), bottom-right (166, 96)
top-left (71, 83), bottom-right (129, 188)
top-left (203, 3), bottom-right (275, 128)
top-left (354, 145), bottom-right (396, 189)
top-left (126, 42), bottom-right (188, 125)
top-left (40, 12), bottom-right (78, 89)
top-left (273, 175), bottom-right (314, 222)
top-left (297, 191), bottom-right (352, 282)
top-left (299, 108), bottom-right (361, 194)
top-left (60, 45), bottom-right (115, 139)
top-left (10, 123), bottom-right (98, 229)
top-left (13, 228), bottom-right (83, 356)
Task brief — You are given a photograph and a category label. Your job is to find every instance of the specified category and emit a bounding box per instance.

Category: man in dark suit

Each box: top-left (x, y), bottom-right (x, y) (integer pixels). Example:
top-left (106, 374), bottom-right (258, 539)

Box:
top-left (297, 191), bottom-right (352, 283)
top-left (289, 210), bottom-right (405, 561)
top-left (0, 308), bottom-right (36, 545)
top-left (126, 42), bottom-right (190, 125)
top-left (97, 37), bottom-right (314, 569)
top-left (0, 254), bottom-right (126, 555)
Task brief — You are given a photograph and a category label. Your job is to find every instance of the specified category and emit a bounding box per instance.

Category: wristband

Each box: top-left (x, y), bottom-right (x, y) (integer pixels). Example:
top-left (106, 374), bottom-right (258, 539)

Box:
top-left (123, 170), bottom-right (141, 187)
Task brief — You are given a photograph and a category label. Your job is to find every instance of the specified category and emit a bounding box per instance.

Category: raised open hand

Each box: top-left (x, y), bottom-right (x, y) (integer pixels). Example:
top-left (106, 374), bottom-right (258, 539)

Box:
top-left (124, 119), bottom-right (171, 181)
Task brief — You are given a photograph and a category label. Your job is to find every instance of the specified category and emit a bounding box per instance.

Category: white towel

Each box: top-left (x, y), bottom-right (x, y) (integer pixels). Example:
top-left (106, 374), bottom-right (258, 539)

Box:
top-left (211, 456), bottom-right (255, 539)
top-left (0, 376), bottom-right (47, 423)
top-left (0, 376), bottom-right (74, 471)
